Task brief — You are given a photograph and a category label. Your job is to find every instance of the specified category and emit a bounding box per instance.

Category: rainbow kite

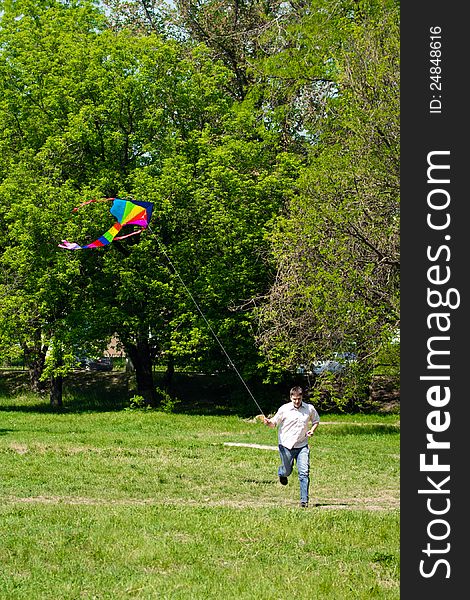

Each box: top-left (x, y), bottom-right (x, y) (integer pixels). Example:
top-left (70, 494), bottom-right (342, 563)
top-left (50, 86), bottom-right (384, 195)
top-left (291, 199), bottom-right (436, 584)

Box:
top-left (59, 198), bottom-right (153, 250)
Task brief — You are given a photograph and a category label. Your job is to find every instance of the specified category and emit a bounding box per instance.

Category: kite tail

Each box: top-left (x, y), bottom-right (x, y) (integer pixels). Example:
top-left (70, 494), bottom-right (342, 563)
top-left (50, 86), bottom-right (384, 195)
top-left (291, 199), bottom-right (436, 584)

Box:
top-left (59, 222), bottom-right (124, 250)
top-left (72, 198), bottom-right (113, 212)
top-left (114, 229), bottom-right (144, 241)
top-left (58, 240), bottom-right (81, 250)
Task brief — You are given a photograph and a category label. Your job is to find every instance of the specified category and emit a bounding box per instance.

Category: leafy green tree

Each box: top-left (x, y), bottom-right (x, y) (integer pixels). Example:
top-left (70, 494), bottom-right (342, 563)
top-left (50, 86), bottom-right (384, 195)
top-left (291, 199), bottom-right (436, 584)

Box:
top-left (0, 0), bottom-right (115, 403)
top-left (127, 112), bottom-right (300, 383)
top-left (174, 0), bottom-right (289, 100)
top-left (255, 0), bottom-right (400, 405)
top-left (0, 160), bottom-right (89, 403)
top-left (0, 0), bottom-right (298, 406)
top-left (103, 0), bottom-right (174, 35)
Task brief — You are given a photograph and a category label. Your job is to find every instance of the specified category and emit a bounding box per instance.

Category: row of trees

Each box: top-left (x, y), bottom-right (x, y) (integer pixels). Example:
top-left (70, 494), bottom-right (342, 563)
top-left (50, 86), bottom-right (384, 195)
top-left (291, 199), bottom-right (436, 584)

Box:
top-left (0, 0), bottom-right (399, 408)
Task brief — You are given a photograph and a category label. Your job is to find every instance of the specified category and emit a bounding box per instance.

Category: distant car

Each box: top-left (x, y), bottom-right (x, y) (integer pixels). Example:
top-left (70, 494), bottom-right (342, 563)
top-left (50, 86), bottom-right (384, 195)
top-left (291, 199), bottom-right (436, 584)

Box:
top-left (311, 352), bottom-right (356, 375)
top-left (76, 357), bottom-right (113, 371)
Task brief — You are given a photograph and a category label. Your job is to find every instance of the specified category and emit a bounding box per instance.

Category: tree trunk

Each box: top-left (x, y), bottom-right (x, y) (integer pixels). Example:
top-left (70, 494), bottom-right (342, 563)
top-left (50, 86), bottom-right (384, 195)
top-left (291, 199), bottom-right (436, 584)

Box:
top-left (124, 336), bottom-right (157, 406)
top-left (29, 356), bottom-right (47, 393)
top-left (50, 374), bottom-right (63, 407)
top-left (22, 337), bottom-right (47, 393)
top-left (161, 353), bottom-right (175, 391)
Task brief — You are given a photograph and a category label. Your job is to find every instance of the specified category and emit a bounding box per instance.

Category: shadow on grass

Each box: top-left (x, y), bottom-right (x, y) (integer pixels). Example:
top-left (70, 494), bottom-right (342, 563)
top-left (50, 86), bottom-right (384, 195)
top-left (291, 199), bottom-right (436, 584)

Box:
top-left (0, 399), bottom-right (129, 415)
top-left (242, 479), bottom-right (276, 485)
top-left (0, 371), bottom-right (398, 420)
top-left (0, 371), bottom-right (130, 414)
top-left (0, 370), bottom-right (286, 417)
top-left (323, 424), bottom-right (399, 435)
top-left (0, 371), bottom-right (29, 396)
top-left (311, 502), bottom-right (351, 508)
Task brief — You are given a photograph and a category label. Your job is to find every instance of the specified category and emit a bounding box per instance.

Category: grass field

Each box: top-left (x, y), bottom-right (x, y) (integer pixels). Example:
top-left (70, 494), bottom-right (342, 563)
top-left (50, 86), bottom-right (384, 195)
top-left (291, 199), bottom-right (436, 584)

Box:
top-left (0, 374), bottom-right (399, 599)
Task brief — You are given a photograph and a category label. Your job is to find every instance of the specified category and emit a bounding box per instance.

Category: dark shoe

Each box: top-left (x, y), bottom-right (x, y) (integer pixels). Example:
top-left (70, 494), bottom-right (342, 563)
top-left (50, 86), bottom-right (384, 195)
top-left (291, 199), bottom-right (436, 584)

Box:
top-left (279, 476), bottom-right (288, 486)
top-left (300, 501), bottom-right (308, 508)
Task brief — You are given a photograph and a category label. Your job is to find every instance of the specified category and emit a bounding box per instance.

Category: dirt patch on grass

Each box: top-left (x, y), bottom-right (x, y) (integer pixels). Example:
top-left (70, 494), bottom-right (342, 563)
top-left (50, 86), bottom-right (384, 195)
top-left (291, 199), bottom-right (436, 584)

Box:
top-left (3, 494), bottom-right (398, 511)
top-left (9, 443), bottom-right (29, 454)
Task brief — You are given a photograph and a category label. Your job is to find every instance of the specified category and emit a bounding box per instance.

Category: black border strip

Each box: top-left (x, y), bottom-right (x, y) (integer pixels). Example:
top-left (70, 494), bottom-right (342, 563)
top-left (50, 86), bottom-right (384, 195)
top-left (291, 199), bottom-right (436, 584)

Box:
top-left (401, 3), bottom-right (466, 597)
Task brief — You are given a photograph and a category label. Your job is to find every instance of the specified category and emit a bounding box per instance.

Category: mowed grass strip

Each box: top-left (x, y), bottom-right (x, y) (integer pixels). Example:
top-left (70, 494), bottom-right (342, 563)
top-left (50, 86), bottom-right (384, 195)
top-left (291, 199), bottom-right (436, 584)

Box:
top-left (0, 393), bottom-right (399, 598)
top-left (0, 504), bottom-right (399, 600)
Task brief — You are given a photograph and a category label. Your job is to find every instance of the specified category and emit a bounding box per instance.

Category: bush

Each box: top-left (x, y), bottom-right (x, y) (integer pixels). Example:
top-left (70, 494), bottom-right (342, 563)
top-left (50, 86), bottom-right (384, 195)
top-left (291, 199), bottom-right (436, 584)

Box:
top-left (127, 395), bottom-right (148, 410)
top-left (156, 387), bottom-right (181, 413)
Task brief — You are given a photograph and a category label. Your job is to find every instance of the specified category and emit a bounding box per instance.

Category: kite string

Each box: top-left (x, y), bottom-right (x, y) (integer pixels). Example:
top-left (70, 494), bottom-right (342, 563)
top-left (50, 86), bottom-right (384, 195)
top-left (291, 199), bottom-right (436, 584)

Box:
top-left (148, 226), bottom-right (265, 417)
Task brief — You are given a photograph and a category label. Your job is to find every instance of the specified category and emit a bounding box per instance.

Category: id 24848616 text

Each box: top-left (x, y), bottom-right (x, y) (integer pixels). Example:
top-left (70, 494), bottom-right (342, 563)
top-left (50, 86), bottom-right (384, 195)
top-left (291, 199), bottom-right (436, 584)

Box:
top-left (429, 26), bottom-right (442, 114)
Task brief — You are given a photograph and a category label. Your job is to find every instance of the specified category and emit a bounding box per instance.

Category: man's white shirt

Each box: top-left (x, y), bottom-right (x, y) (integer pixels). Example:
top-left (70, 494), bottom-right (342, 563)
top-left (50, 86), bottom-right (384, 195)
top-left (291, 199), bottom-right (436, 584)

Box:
top-left (271, 401), bottom-right (320, 449)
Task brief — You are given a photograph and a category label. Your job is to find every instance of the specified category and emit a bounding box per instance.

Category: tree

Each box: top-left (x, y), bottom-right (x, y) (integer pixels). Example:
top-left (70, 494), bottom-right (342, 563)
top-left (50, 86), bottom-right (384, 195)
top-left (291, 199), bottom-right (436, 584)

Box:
top-left (103, 0), bottom-right (174, 35)
top-left (0, 161), bottom-right (90, 404)
top-left (126, 111), bottom-right (300, 384)
top-left (0, 0), bottom-right (298, 406)
top-left (255, 0), bottom-right (400, 405)
top-left (0, 1), bottom-right (112, 404)
top-left (174, 0), bottom-right (289, 100)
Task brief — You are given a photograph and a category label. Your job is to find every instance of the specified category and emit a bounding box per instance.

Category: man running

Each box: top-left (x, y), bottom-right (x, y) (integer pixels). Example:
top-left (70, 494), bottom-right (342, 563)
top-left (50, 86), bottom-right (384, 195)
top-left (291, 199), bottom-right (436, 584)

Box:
top-left (263, 386), bottom-right (320, 508)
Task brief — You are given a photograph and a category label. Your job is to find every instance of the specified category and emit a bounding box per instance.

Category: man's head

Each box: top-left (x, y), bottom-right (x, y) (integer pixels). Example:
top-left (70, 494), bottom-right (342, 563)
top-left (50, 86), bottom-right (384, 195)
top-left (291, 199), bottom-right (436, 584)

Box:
top-left (290, 386), bottom-right (303, 408)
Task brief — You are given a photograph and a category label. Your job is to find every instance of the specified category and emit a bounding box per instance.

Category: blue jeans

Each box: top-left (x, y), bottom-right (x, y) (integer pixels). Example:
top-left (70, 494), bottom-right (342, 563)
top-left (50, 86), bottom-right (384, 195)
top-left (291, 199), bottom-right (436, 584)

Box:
top-left (278, 444), bottom-right (310, 503)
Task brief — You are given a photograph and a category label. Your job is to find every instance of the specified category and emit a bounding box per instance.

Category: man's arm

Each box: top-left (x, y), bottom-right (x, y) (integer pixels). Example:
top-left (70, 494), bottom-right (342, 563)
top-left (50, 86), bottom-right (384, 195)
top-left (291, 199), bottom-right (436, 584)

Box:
top-left (263, 407), bottom-right (282, 428)
top-left (307, 421), bottom-right (319, 437)
top-left (307, 408), bottom-right (320, 436)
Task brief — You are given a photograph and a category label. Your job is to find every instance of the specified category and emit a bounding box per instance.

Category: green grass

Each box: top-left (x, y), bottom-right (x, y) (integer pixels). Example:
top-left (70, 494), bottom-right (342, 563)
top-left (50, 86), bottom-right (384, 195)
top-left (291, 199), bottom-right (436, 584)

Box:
top-left (0, 384), bottom-right (399, 599)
